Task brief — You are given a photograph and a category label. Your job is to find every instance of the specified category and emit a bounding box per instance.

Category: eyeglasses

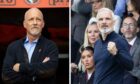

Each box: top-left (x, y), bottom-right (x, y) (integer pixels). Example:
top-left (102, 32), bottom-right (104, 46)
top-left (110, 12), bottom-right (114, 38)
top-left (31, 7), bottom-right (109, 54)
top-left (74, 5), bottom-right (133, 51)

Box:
top-left (122, 23), bottom-right (136, 29)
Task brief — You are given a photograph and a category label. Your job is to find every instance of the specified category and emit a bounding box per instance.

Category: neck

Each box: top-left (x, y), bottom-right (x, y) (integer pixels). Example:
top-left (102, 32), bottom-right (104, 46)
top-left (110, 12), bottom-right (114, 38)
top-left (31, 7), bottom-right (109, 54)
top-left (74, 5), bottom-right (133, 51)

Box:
top-left (87, 67), bottom-right (95, 74)
top-left (100, 33), bottom-right (108, 41)
top-left (100, 29), bottom-right (113, 41)
top-left (27, 34), bottom-right (40, 43)
top-left (126, 36), bottom-right (136, 42)
top-left (89, 43), bottom-right (94, 47)
top-left (132, 11), bottom-right (139, 21)
top-left (126, 38), bottom-right (132, 42)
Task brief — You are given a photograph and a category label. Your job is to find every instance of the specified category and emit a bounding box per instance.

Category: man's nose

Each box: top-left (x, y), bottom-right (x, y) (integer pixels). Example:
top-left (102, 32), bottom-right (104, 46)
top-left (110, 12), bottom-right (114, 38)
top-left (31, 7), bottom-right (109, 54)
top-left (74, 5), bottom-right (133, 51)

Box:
top-left (102, 19), bottom-right (106, 23)
top-left (33, 20), bottom-right (37, 24)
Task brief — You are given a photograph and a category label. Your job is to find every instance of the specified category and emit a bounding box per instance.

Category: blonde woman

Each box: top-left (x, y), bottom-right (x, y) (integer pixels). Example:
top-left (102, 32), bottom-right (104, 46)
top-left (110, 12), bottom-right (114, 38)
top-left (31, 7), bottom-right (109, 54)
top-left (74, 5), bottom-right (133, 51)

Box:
top-left (83, 20), bottom-right (99, 48)
top-left (71, 19), bottom-right (99, 73)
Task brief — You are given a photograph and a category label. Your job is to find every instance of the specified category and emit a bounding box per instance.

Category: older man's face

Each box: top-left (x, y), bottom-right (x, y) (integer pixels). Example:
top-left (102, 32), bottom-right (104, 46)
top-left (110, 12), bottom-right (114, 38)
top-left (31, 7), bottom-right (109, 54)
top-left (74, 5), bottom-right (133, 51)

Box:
top-left (97, 11), bottom-right (114, 34)
top-left (24, 8), bottom-right (44, 37)
top-left (121, 17), bottom-right (138, 40)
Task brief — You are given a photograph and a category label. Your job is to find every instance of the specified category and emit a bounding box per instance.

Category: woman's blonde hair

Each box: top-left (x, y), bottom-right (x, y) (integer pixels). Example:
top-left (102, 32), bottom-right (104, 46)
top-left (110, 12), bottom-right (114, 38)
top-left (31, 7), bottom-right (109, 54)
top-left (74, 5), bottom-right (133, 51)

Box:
top-left (80, 17), bottom-right (97, 52)
top-left (78, 18), bottom-right (97, 72)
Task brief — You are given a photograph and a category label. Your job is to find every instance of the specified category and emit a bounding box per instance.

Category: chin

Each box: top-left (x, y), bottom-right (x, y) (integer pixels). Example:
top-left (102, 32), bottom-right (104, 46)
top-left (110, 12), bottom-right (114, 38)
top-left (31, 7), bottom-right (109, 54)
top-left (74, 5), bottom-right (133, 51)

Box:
top-left (31, 32), bottom-right (40, 36)
top-left (91, 41), bottom-right (95, 44)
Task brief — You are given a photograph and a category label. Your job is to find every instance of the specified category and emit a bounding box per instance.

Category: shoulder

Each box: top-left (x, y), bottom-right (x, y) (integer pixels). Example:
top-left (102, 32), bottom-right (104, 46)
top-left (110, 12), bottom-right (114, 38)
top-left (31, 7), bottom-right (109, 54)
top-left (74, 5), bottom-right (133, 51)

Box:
top-left (114, 15), bottom-right (121, 21)
top-left (7, 39), bottom-right (22, 49)
top-left (117, 34), bottom-right (127, 44)
top-left (79, 72), bottom-right (86, 80)
top-left (136, 37), bottom-right (140, 44)
top-left (94, 39), bottom-right (101, 47)
top-left (44, 38), bottom-right (57, 47)
top-left (39, 36), bottom-right (58, 49)
top-left (134, 37), bottom-right (140, 49)
top-left (112, 32), bottom-right (127, 43)
top-left (113, 33), bottom-right (129, 49)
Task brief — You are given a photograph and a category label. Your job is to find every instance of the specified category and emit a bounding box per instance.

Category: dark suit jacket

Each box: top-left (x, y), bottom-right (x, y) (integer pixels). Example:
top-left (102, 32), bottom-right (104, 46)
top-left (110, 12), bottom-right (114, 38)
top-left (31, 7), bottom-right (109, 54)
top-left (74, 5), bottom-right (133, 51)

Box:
top-left (73, 71), bottom-right (94, 84)
top-left (2, 36), bottom-right (58, 84)
top-left (79, 72), bottom-right (94, 84)
top-left (123, 37), bottom-right (140, 84)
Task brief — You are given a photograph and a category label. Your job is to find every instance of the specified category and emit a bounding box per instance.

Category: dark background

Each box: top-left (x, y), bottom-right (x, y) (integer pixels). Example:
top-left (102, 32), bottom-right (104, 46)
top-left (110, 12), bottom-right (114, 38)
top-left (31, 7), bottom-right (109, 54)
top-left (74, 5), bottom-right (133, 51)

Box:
top-left (0, 8), bottom-right (69, 84)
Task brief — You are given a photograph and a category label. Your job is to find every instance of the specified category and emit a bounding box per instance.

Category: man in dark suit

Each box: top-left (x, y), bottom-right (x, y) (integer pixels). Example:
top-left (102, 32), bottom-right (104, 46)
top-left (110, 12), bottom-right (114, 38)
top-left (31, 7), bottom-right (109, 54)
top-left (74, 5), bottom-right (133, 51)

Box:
top-left (121, 16), bottom-right (140, 84)
top-left (2, 8), bottom-right (58, 84)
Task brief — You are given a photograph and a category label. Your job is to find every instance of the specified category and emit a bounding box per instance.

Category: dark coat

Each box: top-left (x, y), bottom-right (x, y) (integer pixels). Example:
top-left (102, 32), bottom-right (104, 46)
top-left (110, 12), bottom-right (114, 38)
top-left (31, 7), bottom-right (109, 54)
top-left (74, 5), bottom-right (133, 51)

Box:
top-left (73, 71), bottom-right (94, 84)
top-left (93, 32), bottom-right (133, 84)
top-left (2, 36), bottom-right (58, 84)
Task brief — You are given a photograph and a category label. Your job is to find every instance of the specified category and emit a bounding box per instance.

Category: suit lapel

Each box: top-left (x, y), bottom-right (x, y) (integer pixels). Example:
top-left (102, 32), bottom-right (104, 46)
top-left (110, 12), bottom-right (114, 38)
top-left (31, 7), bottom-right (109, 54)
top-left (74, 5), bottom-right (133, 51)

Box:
top-left (20, 37), bottom-right (29, 63)
top-left (30, 36), bottom-right (43, 63)
top-left (130, 38), bottom-right (140, 56)
top-left (87, 72), bottom-right (94, 84)
top-left (23, 46), bottom-right (29, 63)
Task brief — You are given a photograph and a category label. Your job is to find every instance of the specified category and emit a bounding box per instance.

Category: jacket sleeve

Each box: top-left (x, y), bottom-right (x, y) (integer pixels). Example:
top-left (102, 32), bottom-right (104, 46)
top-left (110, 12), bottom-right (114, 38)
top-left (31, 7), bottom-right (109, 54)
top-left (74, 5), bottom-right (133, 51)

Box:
top-left (2, 43), bottom-right (28, 84)
top-left (130, 46), bottom-right (140, 79)
top-left (131, 66), bottom-right (140, 79)
top-left (114, 38), bottom-right (133, 71)
top-left (19, 41), bottom-right (59, 78)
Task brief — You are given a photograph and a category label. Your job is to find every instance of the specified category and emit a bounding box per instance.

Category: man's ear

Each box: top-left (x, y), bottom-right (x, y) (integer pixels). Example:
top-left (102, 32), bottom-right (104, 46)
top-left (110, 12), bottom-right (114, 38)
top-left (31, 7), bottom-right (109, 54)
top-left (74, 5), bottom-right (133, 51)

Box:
top-left (111, 19), bottom-right (115, 28)
top-left (136, 27), bottom-right (139, 33)
top-left (120, 27), bottom-right (124, 34)
top-left (42, 20), bottom-right (45, 28)
top-left (23, 20), bottom-right (26, 29)
top-left (113, 19), bottom-right (115, 24)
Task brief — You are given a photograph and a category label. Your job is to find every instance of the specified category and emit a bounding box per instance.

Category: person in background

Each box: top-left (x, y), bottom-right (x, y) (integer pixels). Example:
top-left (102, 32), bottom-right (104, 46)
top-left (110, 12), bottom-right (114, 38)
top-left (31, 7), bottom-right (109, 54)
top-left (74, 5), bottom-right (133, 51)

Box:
top-left (71, 21), bottom-right (99, 84)
top-left (71, 0), bottom-right (91, 45)
top-left (114, 0), bottom-right (127, 18)
top-left (71, 21), bottom-right (99, 73)
top-left (121, 16), bottom-right (140, 84)
top-left (126, 0), bottom-right (140, 37)
top-left (2, 8), bottom-right (58, 84)
top-left (71, 1), bottom-right (92, 83)
top-left (73, 46), bottom-right (95, 84)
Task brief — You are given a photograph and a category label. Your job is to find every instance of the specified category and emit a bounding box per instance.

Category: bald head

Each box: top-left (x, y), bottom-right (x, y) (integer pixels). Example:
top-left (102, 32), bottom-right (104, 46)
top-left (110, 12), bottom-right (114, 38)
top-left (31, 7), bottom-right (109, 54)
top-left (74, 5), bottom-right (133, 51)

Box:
top-left (23, 7), bottom-right (45, 38)
top-left (24, 8), bottom-right (44, 20)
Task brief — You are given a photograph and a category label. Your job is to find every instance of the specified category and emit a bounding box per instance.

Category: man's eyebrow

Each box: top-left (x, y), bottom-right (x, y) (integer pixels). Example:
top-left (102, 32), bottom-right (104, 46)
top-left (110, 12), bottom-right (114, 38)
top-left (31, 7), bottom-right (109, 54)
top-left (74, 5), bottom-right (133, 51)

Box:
top-left (98, 18), bottom-right (103, 20)
top-left (106, 17), bottom-right (111, 20)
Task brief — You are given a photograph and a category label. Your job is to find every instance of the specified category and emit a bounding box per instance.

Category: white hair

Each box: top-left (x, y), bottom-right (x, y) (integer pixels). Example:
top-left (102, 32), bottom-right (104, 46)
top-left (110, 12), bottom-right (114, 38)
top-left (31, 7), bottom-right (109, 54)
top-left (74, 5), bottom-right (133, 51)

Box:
top-left (88, 17), bottom-right (97, 25)
top-left (96, 8), bottom-right (115, 21)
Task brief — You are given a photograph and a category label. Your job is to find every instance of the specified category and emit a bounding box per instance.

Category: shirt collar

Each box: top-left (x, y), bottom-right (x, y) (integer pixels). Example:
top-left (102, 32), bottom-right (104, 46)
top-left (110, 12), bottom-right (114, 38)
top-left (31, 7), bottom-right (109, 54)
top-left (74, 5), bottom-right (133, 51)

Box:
top-left (24, 36), bottom-right (38, 43)
top-left (129, 36), bottom-right (137, 46)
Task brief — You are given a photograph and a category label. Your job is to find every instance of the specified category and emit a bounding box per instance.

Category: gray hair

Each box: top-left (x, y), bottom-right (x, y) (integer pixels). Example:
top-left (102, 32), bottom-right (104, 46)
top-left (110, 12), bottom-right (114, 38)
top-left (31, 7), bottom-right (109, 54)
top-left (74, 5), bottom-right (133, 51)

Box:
top-left (96, 8), bottom-right (115, 21)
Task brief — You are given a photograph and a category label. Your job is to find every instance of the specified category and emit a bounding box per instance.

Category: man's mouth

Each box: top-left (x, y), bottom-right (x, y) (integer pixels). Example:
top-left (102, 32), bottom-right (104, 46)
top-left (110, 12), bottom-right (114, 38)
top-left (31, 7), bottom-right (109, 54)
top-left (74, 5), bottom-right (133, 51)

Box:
top-left (102, 25), bottom-right (108, 28)
top-left (101, 27), bottom-right (112, 31)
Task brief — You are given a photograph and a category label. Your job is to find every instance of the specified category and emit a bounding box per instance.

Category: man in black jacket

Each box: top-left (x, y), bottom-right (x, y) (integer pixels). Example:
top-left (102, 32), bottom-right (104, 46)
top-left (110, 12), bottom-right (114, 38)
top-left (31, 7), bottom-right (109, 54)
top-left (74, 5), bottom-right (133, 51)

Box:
top-left (2, 8), bottom-right (58, 84)
top-left (93, 8), bottom-right (133, 84)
